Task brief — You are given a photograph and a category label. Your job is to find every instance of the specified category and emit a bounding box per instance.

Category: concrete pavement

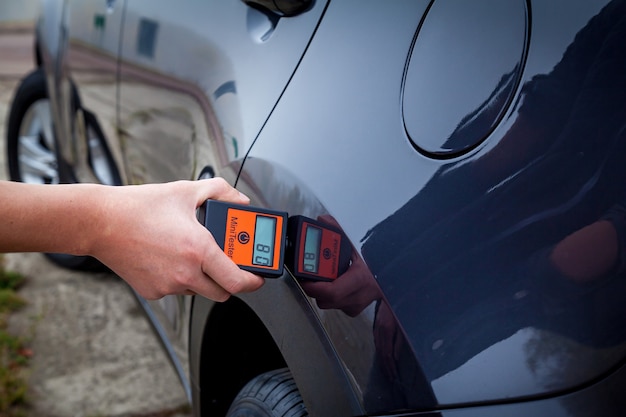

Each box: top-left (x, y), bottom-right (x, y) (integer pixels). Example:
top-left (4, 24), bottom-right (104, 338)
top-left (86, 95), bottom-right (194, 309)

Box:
top-left (1, 24), bottom-right (191, 417)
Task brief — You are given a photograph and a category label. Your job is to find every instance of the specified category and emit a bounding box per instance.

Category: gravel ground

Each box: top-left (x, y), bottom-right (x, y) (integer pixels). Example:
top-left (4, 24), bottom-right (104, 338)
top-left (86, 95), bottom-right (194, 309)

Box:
top-left (1, 24), bottom-right (191, 417)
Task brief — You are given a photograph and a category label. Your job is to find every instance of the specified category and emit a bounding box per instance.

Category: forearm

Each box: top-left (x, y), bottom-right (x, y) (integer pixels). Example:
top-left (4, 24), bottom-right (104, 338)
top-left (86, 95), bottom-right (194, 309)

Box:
top-left (0, 178), bottom-right (264, 301)
top-left (0, 181), bottom-right (105, 255)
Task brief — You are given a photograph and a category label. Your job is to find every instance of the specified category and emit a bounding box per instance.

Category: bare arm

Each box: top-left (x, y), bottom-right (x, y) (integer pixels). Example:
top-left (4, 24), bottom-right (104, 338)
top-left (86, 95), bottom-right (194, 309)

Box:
top-left (0, 178), bottom-right (264, 301)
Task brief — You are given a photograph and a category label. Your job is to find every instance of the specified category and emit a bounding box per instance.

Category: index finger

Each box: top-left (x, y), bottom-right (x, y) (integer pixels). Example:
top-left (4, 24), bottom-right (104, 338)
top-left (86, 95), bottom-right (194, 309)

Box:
top-left (194, 177), bottom-right (250, 207)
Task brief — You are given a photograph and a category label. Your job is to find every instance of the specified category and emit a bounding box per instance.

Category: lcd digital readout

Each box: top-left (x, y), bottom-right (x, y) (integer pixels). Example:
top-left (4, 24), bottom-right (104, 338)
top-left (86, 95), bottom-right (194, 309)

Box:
top-left (252, 215), bottom-right (277, 266)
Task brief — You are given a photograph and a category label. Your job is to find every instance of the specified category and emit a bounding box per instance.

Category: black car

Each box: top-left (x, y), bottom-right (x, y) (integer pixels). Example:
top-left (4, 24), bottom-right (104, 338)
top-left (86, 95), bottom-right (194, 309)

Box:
top-left (6, 0), bottom-right (626, 416)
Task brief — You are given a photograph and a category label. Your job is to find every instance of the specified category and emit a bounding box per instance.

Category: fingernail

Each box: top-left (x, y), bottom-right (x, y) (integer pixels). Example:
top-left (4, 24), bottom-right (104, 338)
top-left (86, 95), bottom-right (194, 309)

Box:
top-left (239, 191), bottom-right (250, 202)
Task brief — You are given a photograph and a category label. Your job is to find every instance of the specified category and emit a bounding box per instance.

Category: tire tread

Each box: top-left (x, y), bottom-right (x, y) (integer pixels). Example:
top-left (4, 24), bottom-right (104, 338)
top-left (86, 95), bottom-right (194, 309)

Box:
top-left (227, 368), bottom-right (307, 417)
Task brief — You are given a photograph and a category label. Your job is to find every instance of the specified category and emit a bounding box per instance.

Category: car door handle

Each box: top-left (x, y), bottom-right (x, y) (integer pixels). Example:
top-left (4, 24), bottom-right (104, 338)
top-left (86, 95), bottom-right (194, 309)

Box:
top-left (241, 0), bottom-right (312, 17)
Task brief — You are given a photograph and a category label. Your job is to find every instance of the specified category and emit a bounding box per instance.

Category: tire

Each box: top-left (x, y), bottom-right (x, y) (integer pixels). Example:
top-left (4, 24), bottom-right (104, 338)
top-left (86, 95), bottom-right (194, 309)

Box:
top-left (226, 368), bottom-right (308, 417)
top-left (5, 68), bottom-right (110, 271)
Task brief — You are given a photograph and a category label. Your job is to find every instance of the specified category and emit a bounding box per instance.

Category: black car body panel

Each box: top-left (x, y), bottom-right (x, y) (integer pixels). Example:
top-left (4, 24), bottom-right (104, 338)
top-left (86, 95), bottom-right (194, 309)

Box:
top-left (240, 0), bottom-right (626, 413)
top-left (21, 0), bottom-right (626, 415)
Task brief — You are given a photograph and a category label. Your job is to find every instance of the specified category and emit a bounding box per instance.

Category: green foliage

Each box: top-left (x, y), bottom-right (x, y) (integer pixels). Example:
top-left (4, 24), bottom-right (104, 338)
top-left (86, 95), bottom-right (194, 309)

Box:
top-left (0, 255), bottom-right (29, 416)
top-left (0, 290), bottom-right (25, 314)
top-left (0, 270), bottom-right (24, 291)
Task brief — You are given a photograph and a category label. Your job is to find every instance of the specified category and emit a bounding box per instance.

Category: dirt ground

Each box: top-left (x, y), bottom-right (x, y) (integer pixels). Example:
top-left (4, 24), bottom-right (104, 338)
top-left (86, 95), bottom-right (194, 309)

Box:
top-left (1, 24), bottom-right (190, 417)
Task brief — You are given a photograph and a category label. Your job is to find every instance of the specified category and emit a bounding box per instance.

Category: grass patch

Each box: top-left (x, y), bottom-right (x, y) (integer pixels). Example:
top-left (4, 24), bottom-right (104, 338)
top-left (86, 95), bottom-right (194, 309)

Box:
top-left (0, 254), bottom-right (29, 417)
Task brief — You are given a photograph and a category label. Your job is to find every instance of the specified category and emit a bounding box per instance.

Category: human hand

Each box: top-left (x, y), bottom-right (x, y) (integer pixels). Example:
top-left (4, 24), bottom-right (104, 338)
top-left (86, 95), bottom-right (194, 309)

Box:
top-left (89, 178), bottom-right (265, 301)
top-left (300, 249), bottom-right (381, 316)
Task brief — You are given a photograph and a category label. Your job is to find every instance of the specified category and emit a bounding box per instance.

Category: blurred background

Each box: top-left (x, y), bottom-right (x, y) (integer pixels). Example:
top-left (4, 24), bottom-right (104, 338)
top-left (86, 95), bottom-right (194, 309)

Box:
top-left (0, 2), bottom-right (191, 416)
top-left (0, 1), bottom-right (39, 25)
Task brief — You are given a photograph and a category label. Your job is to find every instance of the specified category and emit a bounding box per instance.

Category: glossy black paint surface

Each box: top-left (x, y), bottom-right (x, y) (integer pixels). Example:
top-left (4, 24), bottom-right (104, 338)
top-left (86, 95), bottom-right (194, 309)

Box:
top-left (244, 0), bottom-right (626, 412)
top-left (384, 362), bottom-right (626, 416)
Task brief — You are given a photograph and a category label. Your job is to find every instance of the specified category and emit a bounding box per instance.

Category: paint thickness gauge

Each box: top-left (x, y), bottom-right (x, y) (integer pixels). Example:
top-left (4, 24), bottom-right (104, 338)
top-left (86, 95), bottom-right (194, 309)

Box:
top-left (198, 200), bottom-right (287, 278)
top-left (198, 201), bottom-right (351, 281)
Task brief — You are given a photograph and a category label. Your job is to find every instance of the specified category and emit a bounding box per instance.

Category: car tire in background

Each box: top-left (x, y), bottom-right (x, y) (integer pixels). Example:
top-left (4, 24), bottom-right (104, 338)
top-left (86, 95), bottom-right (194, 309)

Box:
top-left (6, 67), bottom-right (118, 271)
top-left (226, 368), bottom-right (308, 417)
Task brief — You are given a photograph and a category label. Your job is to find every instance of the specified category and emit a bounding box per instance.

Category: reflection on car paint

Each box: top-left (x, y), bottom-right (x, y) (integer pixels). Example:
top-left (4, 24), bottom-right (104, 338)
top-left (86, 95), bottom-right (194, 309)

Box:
top-left (364, 0), bottom-right (626, 406)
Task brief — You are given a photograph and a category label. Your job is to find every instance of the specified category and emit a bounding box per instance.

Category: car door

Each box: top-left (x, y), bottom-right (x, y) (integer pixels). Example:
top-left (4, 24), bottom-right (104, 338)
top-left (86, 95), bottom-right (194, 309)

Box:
top-left (115, 0), bottom-right (328, 397)
top-left (56, 0), bottom-right (125, 184)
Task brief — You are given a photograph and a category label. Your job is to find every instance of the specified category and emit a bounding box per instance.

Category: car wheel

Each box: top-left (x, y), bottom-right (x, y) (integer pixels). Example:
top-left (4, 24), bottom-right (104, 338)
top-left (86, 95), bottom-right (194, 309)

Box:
top-left (6, 68), bottom-right (113, 271)
top-left (226, 368), bottom-right (308, 417)
top-left (7, 68), bottom-right (57, 185)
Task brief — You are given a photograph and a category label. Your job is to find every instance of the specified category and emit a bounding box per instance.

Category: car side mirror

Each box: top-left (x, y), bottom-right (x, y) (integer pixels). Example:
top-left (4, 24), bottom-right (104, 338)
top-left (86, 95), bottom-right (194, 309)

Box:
top-left (241, 0), bottom-right (313, 17)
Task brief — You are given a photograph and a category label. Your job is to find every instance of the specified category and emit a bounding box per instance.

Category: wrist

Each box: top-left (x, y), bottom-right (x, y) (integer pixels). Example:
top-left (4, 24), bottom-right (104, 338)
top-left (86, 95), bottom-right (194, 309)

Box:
top-left (56, 183), bottom-right (111, 257)
top-left (80, 183), bottom-right (124, 259)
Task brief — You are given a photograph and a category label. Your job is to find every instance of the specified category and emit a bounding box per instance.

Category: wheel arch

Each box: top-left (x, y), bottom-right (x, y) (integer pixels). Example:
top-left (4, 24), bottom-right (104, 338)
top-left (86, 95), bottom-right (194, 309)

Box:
top-left (194, 295), bottom-right (286, 417)
top-left (189, 276), bottom-right (364, 417)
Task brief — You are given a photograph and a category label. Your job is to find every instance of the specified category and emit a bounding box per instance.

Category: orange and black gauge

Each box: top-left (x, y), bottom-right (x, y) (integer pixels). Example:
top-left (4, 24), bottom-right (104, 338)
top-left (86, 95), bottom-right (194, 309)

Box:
top-left (286, 216), bottom-right (352, 282)
top-left (198, 200), bottom-right (287, 278)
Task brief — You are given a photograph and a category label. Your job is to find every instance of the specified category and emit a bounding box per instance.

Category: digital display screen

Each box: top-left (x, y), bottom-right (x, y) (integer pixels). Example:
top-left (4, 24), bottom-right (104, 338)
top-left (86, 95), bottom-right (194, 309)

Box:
top-left (252, 215), bottom-right (276, 267)
top-left (302, 225), bottom-right (322, 273)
